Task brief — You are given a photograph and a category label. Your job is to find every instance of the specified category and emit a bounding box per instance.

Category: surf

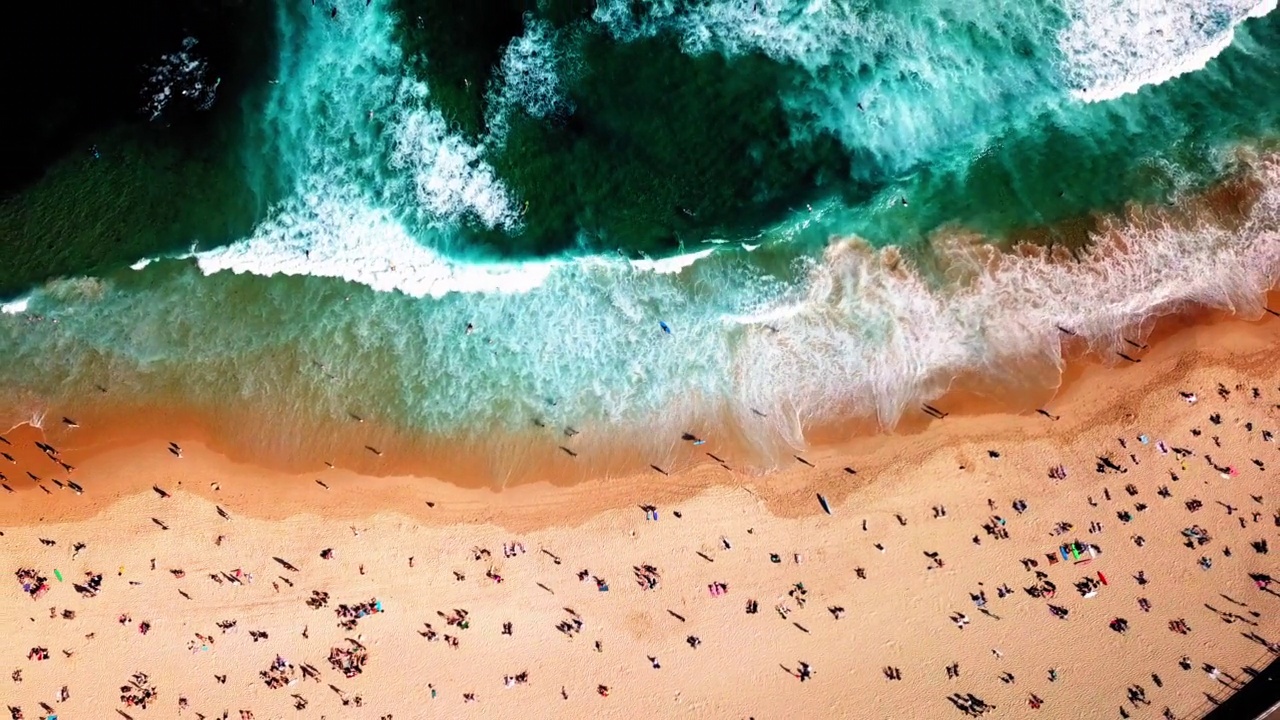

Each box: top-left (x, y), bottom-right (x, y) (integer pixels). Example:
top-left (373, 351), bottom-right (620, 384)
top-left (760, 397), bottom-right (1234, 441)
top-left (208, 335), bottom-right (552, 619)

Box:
top-left (1061, 0), bottom-right (1278, 102)
top-left (2, 0), bottom-right (1280, 483)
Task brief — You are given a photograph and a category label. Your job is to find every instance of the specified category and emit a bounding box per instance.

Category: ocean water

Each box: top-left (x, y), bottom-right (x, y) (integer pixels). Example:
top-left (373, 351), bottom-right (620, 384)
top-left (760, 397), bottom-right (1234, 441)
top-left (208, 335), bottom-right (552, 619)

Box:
top-left (1, 0), bottom-right (1279, 476)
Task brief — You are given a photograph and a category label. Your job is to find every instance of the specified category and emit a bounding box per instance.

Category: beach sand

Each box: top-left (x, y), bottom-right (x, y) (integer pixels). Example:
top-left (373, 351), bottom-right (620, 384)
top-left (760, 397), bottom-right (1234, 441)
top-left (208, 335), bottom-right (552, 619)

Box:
top-left (3, 306), bottom-right (1280, 719)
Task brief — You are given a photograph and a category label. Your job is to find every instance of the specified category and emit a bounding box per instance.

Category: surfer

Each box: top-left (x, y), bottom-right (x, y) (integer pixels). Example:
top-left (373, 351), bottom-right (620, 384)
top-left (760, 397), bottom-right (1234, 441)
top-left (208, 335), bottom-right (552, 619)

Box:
top-left (659, 321), bottom-right (672, 335)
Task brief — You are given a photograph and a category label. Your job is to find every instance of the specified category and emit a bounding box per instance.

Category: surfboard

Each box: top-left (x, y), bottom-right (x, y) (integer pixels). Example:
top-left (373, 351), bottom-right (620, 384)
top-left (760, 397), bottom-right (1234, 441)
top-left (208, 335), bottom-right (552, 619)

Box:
top-left (817, 494), bottom-right (832, 515)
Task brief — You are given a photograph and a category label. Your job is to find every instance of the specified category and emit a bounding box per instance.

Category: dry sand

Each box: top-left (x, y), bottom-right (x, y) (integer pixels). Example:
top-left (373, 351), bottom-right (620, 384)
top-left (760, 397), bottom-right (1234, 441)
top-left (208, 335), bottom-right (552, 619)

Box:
top-left (3, 308), bottom-right (1280, 720)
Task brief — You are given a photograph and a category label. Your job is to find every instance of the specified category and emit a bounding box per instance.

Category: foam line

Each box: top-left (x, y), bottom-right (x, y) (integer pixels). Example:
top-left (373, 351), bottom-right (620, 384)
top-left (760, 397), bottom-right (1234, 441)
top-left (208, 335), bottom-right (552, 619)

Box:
top-left (1061, 0), bottom-right (1277, 102)
top-left (0, 298), bottom-right (30, 315)
top-left (190, 194), bottom-right (722, 297)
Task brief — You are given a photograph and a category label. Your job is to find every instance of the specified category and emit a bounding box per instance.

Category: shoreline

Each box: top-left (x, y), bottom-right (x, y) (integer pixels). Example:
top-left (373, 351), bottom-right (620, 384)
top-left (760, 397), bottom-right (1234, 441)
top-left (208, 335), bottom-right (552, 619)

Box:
top-left (3, 289), bottom-right (1278, 531)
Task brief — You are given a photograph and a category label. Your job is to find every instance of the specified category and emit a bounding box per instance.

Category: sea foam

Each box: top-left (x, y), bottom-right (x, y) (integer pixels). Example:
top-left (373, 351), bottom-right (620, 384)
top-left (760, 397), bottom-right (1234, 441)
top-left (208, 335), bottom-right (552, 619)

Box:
top-left (189, 183), bottom-right (725, 298)
top-left (193, 193), bottom-right (555, 299)
top-left (485, 17), bottom-right (577, 144)
top-left (1060, 0), bottom-right (1277, 102)
top-left (258, 0), bottom-right (516, 233)
top-left (389, 79), bottom-right (518, 231)
top-left (733, 154), bottom-right (1280, 436)
top-left (0, 298), bottom-right (30, 315)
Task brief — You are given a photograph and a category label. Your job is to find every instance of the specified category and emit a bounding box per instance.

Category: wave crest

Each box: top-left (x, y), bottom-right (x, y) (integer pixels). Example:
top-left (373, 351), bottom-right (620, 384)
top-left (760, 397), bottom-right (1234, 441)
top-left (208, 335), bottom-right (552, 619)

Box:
top-left (1059, 0), bottom-right (1276, 102)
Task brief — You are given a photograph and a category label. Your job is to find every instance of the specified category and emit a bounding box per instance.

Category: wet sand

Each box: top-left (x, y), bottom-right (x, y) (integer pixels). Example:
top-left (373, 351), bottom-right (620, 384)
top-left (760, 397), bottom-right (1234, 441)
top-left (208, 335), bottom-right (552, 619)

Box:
top-left (2, 306), bottom-right (1280, 719)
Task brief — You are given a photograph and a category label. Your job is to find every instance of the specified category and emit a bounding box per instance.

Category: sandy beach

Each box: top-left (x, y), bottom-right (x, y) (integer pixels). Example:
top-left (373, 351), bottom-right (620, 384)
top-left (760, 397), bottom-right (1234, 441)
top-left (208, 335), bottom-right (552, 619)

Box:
top-left (3, 305), bottom-right (1280, 720)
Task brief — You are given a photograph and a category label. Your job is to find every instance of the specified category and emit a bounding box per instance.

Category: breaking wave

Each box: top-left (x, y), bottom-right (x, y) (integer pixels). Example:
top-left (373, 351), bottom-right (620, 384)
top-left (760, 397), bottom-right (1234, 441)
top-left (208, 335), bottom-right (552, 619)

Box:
top-left (1060, 0), bottom-right (1277, 102)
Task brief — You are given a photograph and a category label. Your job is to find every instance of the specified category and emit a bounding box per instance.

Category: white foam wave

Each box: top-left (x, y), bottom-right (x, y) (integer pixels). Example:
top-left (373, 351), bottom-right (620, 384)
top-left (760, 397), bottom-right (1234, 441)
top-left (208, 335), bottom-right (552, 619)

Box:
top-left (722, 300), bottom-right (808, 327)
top-left (1, 297), bottom-right (30, 315)
top-left (735, 153), bottom-right (1280, 432)
top-left (592, 0), bottom-right (853, 69)
top-left (1061, 0), bottom-right (1276, 102)
top-left (628, 249), bottom-right (716, 274)
top-left (261, 0), bottom-right (516, 232)
top-left (191, 190), bottom-right (723, 297)
top-left (485, 18), bottom-right (577, 143)
top-left (193, 193), bottom-right (554, 299)
top-left (389, 79), bottom-right (518, 230)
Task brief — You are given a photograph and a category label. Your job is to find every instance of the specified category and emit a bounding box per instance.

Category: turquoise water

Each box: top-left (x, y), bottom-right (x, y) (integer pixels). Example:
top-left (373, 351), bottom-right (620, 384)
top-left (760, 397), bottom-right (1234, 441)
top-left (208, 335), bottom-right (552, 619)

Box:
top-left (1, 0), bottom-right (1279, 472)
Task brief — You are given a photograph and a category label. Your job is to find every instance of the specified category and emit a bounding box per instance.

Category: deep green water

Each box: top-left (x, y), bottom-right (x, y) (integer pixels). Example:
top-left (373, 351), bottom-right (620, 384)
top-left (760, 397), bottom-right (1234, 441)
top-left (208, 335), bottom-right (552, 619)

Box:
top-left (1, 0), bottom-right (1278, 471)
